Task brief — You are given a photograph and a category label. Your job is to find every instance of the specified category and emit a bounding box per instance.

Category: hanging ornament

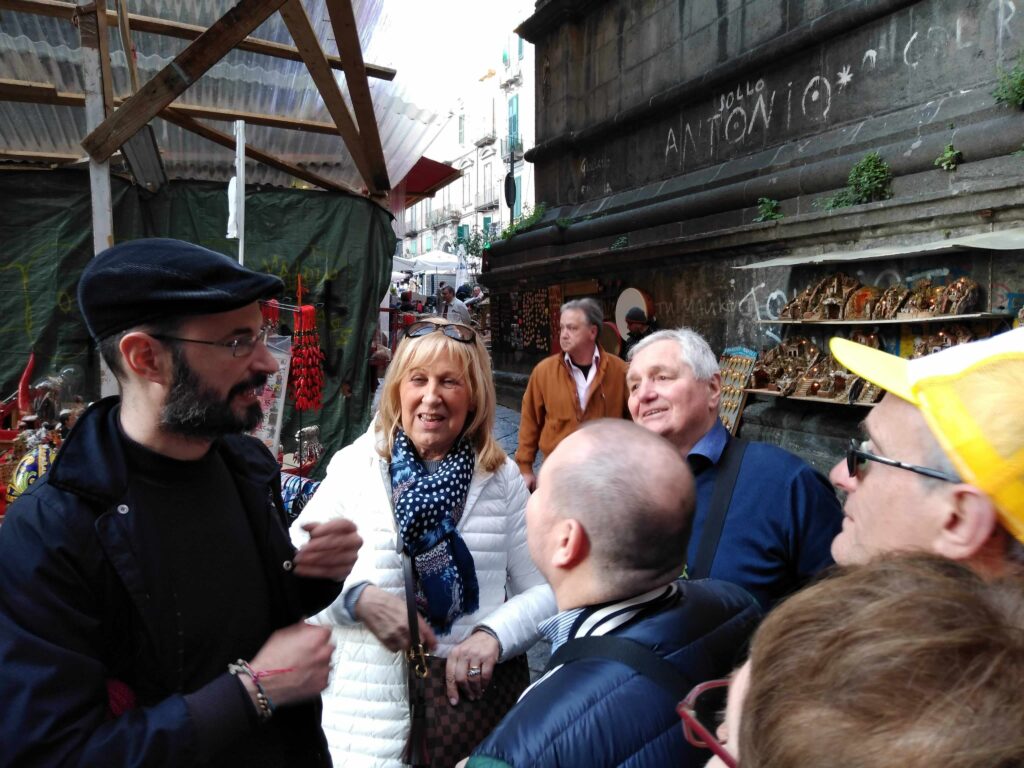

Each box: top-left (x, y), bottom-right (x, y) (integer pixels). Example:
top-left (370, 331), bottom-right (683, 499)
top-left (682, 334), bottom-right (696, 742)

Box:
top-left (289, 302), bottom-right (324, 412)
top-left (261, 299), bottom-right (280, 334)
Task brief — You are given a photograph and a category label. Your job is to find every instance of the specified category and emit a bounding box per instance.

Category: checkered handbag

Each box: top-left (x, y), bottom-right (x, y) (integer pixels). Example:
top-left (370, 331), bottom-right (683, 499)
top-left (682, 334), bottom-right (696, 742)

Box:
top-left (405, 653), bottom-right (530, 767)
top-left (397, 536), bottom-right (529, 767)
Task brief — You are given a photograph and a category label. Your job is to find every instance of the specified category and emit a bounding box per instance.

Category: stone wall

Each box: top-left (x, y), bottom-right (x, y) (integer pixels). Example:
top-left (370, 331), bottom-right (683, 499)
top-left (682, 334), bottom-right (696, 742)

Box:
top-left (485, 0), bottom-right (1024, 464)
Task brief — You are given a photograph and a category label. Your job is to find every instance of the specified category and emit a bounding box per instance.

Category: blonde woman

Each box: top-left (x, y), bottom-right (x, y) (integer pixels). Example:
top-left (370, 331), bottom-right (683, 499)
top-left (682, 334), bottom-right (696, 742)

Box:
top-left (292, 319), bottom-right (555, 766)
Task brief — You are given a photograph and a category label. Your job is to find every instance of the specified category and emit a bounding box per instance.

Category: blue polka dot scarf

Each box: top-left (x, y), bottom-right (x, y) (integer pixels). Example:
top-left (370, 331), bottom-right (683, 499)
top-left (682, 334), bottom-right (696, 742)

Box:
top-left (390, 430), bottom-right (479, 635)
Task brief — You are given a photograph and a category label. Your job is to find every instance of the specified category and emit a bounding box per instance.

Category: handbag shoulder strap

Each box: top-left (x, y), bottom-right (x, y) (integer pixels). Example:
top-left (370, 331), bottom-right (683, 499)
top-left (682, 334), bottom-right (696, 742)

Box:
top-left (545, 635), bottom-right (690, 700)
top-left (381, 461), bottom-right (429, 675)
top-left (688, 436), bottom-right (748, 581)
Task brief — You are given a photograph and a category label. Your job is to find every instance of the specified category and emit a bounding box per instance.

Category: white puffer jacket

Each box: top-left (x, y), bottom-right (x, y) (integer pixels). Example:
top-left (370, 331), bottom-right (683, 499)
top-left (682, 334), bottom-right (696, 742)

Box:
top-left (291, 426), bottom-right (556, 767)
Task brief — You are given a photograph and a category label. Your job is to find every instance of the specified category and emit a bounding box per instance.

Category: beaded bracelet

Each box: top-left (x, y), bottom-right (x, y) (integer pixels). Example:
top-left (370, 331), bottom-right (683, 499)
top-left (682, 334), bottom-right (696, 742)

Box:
top-left (227, 660), bottom-right (291, 722)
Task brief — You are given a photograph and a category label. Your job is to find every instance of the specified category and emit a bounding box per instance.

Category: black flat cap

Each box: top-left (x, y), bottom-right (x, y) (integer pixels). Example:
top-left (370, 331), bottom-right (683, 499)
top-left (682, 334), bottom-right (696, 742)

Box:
top-left (78, 238), bottom-right (283, 341)
top-left (625, 306), bottom-right (648, 323)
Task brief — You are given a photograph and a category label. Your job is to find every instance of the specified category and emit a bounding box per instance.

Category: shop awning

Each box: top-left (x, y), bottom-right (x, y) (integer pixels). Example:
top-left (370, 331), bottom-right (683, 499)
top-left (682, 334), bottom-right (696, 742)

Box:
top-left (398, 157), bottom-right (462, 208)
top-left (736, 227), bottom-right (1024, 269)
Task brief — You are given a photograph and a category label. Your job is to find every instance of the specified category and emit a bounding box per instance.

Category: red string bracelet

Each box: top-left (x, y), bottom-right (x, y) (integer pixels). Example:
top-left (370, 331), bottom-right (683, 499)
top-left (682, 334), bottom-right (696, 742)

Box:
top-left (240, 661), bottom-right (295, 682)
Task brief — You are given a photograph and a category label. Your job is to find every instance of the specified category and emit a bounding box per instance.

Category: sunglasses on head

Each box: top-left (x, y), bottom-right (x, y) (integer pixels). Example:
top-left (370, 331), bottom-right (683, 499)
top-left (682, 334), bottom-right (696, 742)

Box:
top-left (405, 321), bottom-right (476, 343)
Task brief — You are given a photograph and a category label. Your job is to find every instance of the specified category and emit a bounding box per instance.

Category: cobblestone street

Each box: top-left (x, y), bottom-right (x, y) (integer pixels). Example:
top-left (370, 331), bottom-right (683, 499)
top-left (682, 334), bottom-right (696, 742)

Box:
top-left (493, 404), bottom-right (552, 680)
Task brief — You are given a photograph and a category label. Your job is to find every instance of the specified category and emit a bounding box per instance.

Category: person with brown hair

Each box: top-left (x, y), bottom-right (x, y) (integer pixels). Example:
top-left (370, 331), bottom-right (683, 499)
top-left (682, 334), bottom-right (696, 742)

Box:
top-left (516, 297), bottom-right (630, 491)
top-left (693, 554), bottom-right (1024, 768)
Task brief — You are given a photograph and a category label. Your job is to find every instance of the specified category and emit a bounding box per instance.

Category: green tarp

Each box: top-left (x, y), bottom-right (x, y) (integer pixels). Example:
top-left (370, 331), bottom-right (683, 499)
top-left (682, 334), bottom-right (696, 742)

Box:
top-left (0, 171), bottom-right (396, 471)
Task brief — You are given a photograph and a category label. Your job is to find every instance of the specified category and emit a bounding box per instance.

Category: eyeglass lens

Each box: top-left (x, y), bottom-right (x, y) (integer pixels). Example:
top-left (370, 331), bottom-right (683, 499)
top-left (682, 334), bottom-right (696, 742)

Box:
top-left (689, 684), bottom-right (729, 737)
top-left (231, 327), bottom-right (271, 357)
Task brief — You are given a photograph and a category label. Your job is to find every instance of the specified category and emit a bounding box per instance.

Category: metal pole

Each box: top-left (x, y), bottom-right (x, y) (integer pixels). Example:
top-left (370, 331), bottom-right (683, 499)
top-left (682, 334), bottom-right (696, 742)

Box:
top-left (234, 119), bottom-right (246, 264)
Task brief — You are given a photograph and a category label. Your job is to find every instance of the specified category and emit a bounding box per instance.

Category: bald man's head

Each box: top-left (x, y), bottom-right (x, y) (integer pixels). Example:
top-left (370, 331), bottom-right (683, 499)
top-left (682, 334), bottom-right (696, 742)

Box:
top-left (529, 419), bottom-right (696, 600)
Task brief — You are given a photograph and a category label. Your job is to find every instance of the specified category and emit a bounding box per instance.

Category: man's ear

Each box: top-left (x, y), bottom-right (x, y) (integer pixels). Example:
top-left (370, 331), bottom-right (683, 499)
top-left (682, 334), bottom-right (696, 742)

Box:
top-left (707, 371), bottom-right (723, 411)
top-left (119, 332), bottom-right (172, 385)
top-left (551, 517), bottom-right (590, 570)
top-left (932, 485), bottom-right (1001, 563)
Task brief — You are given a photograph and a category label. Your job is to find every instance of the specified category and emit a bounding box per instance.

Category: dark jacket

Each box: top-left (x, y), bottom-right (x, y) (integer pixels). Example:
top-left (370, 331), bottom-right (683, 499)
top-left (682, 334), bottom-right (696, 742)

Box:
top-left (470, 578), bottom-right (761, 767)
top-left (0, 397), bottom-right (341, 768)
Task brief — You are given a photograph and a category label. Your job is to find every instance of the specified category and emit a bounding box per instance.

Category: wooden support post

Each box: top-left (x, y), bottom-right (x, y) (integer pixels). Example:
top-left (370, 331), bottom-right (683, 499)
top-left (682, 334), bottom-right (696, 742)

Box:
top-left (77, 2), bottom-right (112, 255)
top-left (77, 0), bottom-right (116, 397)
top-left (81, 0), bottom-right (289, 162)
top-left (91, 0), bottom-right (114, 113)
top-left (325, 0), bottom-right (389, 191)
top-left (161, 109), bottom-right (356, 194)
top-left (115, 0), bottom-right (141, 92)
top-left (279, 0), bottom-right (379, 194)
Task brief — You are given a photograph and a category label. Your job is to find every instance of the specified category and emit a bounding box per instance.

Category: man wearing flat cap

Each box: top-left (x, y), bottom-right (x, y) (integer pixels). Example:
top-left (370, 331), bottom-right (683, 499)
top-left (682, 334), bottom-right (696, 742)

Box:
top-left (620, 306), bottom-right (654, 359)
top-left (0, 238), bottom-right (362, 767)
top-left (828, 327), bottom-right (1024, 577)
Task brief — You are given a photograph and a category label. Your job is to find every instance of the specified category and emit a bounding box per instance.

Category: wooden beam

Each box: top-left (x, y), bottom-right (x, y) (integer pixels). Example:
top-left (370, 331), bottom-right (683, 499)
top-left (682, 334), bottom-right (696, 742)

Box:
top-left (279, 0), bottom-right (377, 194)
top-left (0, 0), bottom-right (397, 81)
top-left (0, 77), bottom-right (341, 135)
top-left (0, 78), bottom-right (83, 105)
top-left (115, 0), bottom-right (141, 92)
top-left (78, 0), bottom-right (114, 255)
top-left (325, 0), bottom-right (389, 191)
top-left (165, 103), bottom-right (337, 135)
top-left (0, 149), bottom-right (79, 163)
top-left (81, 0), bottom-right (289, 162)
top-left (93, 0), bottom-right (114, 114)
top-left (161, 109), bottom-right (355, 195)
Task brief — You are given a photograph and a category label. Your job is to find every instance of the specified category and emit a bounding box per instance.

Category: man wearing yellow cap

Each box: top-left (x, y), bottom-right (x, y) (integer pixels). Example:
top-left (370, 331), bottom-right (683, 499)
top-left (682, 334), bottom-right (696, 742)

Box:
top-left (828, 326), bottom-right (1024, 576)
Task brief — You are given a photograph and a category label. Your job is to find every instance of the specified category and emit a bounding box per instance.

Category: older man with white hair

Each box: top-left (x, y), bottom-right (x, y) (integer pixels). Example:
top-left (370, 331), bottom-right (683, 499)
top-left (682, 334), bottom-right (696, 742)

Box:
top-left (827, 327), bottom-right (1024, 575)
top-left (626, 328), bottom-right (843, 609)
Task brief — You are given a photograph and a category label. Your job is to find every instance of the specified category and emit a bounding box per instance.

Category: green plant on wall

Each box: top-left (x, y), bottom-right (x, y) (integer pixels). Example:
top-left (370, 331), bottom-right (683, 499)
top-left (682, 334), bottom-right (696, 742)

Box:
top-left (820, 151), bottom-right (893, 210)
top-left (753, 197), bottom-right (783, 222)
top-left (498, 203), bottom-right (547, 240)
top-left (934, 144), bottom-right (963, 172)
top-left (994, 51), bottom-right (1024, 108)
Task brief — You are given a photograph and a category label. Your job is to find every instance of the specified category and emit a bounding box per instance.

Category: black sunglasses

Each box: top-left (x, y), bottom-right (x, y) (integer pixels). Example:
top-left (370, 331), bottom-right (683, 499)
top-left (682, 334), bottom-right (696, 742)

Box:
top-left (405, 321), bottom-right (476, 343)
top-left (846, 439), bottom-right (960, 483)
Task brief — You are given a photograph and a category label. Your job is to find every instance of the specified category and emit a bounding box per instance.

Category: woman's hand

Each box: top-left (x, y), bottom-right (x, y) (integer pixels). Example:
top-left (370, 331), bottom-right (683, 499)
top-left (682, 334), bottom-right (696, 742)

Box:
top-left (445, 630), bottom-right (500, 705)
top-left (354, 585), bottom-right (437, 653)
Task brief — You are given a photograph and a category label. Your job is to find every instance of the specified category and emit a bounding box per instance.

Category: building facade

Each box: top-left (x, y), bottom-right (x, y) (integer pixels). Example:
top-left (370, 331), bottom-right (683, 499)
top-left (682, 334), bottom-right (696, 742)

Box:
top-left (401, 32), bottom-right (536, 276)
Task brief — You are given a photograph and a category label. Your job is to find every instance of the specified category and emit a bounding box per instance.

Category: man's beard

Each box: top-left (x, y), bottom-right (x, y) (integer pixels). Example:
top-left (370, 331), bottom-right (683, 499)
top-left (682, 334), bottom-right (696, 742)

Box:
top-left (160, 348), bottom-right (267, 439)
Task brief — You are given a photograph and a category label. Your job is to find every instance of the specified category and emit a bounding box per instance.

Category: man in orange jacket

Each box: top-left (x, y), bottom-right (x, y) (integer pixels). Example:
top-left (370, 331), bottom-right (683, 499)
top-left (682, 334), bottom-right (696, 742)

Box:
top-left (515, 298), bottom-right (630, 491)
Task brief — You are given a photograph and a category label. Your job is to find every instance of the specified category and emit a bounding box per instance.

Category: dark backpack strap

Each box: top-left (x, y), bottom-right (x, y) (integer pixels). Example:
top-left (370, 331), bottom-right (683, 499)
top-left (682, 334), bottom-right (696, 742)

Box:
top-left (544, 635), bottom-right (691, 700)
top-left (688, 436), bottom-right (748, 581)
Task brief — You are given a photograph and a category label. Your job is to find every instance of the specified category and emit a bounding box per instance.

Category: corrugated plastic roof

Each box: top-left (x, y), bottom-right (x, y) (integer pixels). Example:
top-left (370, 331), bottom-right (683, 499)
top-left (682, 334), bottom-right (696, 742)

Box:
top-left (0, 0), bottom-right (450, 192)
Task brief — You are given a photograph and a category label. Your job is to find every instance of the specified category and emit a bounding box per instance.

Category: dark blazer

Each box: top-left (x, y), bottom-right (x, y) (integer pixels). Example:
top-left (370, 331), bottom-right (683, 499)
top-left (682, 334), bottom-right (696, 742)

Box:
top-left (471, 578), bottom-right (761, 767)
top-left (0, 397), bottom-right (341, 767)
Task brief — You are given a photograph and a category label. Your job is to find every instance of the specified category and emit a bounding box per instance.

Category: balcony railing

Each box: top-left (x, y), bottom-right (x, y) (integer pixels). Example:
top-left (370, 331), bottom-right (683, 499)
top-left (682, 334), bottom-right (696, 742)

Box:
top-left (426, 207), bottom-right (462, 228)
top-left (500, 60), bottom-right (522, 90)
top-left (404, 216), bottom-right (422, 235)
top-left (473, 130), bottom-right (497, 147)
top-left (501, 135), bottom-right (523, 161)
top-left (475, 189), bottom-right (499, 210)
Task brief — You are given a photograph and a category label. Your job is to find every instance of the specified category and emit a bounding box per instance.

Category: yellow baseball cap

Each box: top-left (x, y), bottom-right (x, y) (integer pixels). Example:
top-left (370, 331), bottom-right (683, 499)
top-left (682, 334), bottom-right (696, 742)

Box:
top-left (831, 328), bottom-right (1024, 544)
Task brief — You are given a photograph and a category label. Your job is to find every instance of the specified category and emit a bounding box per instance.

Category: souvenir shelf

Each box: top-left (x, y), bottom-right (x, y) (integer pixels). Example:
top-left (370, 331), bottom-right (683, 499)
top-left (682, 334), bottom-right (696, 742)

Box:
top-left (734, 237), bottom-right (1019, 411)
top-left (743, 388), bottom-right (877, 407)
top-left (759, 311), bottom-right (1011, 325)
